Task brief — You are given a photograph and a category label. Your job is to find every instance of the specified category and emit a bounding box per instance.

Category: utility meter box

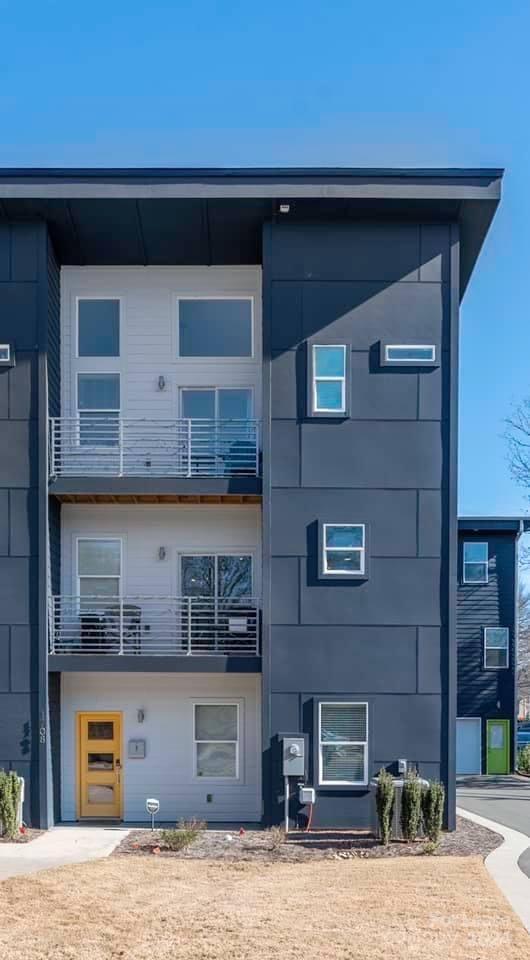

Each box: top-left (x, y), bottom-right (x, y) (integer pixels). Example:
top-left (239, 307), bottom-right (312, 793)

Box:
top-left (282, 737), bottom-right (305, 777)
top-left (298, 785), bottom-right (315, 805)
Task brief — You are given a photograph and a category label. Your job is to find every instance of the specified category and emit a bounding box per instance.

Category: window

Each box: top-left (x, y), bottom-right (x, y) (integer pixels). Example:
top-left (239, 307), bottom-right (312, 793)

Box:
top-left (181, 388), bottom-right (252, 420)
top-left (484, 628), bottom-right (509, 669)
top-left (78, 299), bottom-right (120, 357)
top-left (382, 344), bottom-right (436, 365)
top-left (194, 703), bottom-right (239, 778)
top-left (77, 538), bottom-right (121, 600)
top-left (312, 345), bottom-right (347, 414)
top-left (463, 542), bottom-right (489, 584)
top-left (177, 298), bottom-right (253, 357)
top-left (77, 373), bottom-right (120, 446)
top-left (319, 702), bottom-right (368, 786)
top-left (180, 554), bottom-right (252, 599)
top-left (321, 523), bottom-right (365, 577)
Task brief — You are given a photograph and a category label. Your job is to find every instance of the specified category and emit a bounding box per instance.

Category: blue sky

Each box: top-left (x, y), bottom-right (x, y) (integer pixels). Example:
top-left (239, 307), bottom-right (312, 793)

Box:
top-left (1, 0), bottom-right (529, 518)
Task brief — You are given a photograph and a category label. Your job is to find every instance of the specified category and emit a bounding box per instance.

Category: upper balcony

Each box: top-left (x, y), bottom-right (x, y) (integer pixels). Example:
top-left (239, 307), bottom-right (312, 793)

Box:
top-left (49, 416), bottom-right (262, 498)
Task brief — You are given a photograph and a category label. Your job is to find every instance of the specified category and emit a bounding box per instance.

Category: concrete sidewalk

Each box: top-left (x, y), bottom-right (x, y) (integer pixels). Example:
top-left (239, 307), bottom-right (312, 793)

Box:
top-left (0, 825), bottom-right (129, 881)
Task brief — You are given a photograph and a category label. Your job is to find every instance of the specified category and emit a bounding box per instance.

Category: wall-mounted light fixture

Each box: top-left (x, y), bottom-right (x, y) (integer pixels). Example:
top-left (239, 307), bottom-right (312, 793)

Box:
top-left (158, 375), bottom-right (166, 391)
top-left (279, 203), bottom-right (290, 214)
top-left (0, 345), bottom-right (15, 367)
top-left (137, 708), bottom-right (145, 724)
top-left (158, 546), bottom-right (167, 561)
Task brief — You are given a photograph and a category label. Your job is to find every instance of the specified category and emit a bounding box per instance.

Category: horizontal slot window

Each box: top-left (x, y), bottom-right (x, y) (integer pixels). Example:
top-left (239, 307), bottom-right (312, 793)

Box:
top-left (383, 344), bottom-right (436, 364)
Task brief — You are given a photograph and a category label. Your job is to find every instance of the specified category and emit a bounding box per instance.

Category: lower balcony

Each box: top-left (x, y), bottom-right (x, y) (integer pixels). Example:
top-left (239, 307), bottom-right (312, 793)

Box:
top-left (49, 595), bottom-right (261, 658)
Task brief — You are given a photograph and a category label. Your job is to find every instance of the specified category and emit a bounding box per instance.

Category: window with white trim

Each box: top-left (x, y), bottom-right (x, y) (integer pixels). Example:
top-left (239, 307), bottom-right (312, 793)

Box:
top-left (77, 538), bottom-right (121, 600)
top-left (384, 344), bottom-right (436, 364)
top-left (463, 542), bottom-right (489, 584)
top-left (177, 298), bottom-right (253, 357)
top-left (319, 702), bottom-right (368, 785)
top-left (322, 523), bottom-right (365, 576)
top-left (312, 345), bottom-right (347, 413)
top-left (77, 373), bottom-right (120, 446)
top-left (77, 298), bottom-right (120, 357)
top-left (484, 627), bottom-right (509, 669)
top-left (194, 703), bottom-right (239, 778)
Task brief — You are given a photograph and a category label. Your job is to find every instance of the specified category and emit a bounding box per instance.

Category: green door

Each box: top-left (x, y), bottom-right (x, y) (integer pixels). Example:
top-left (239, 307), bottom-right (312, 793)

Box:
top-left (486, 720), bottom-right (510, 775)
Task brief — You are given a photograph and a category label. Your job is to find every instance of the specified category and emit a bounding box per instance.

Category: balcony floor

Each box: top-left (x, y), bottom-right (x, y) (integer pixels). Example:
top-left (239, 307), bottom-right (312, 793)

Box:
top-left (48, 654), bottom-right (262, 672)
top-left (49, 476), bottom-right (262, 500)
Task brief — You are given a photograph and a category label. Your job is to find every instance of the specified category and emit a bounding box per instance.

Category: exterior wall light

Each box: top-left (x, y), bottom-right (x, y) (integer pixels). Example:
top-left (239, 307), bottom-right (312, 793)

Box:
top-left (158, 375), bottom-right (166, 391)
top-left (0, 344), bottom-right (15, 367)
top-left (279, 204), bottom-right (290, 214)
top-left (158, 546), bottom-right (167, 561)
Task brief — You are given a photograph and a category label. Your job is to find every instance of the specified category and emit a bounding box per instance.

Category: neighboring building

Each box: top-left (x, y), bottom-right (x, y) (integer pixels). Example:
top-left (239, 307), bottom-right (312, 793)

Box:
top-left (0, 167), bottom-right (502, 830)
top-left (456, 518), bottom-right (528, 775)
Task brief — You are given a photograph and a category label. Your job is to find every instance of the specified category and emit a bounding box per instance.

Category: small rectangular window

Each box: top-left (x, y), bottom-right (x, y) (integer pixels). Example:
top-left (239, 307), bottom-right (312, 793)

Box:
top-left (178, 299), bottom-right (253, 358)
top-left (382, 344), bottom-right (436, 365)
top-left (484, 627), bottom-right (509, 669)
top-left (322, 523), bottom-right (365, 576)
top-left (312, 345), bottom-right (347, 414)
top-left (194, 703), bottom-right (239, 778)
top-left (319, 702), bottom-right (368, 785)
top-left (463, 542), bottom-right (488, 584)
top-left (78, 299), bottom-right (120, 357)
top-left (77, 373), bottom-right (120, 446)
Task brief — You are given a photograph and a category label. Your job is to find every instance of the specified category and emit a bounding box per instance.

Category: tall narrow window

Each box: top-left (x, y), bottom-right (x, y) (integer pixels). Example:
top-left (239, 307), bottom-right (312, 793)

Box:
top-left (77, 539), bottom-right (121, 600)
top-left (194, 704), bottom-right (239, 778)
top-left (321, 523), bottom-right (366, 577)
top-left (463, 542), bottom-right (489, 584)
top-left (319, 702), bottom-right (368, 786)
top-left (78, 299), bottom-right (120, 357)
top-left (77, 373), bottom-right (120, 446)
top-left (484, 628), bottom-right (509, 669)
top-left (312, 345), bottom-right (347, 414)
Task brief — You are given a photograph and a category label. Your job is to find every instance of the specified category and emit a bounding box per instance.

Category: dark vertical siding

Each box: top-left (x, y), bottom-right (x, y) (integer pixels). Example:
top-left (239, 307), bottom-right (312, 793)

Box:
top-left (47, 241), bottom-right (60, 419)
top-left (0, 222), bottom-right (53, 827)
top-left (457, 531), bottom-right (517, 771)
top-left (48, 671), bottom-right (61, 823)
top-left (262, 221), bottom-right (458, 828)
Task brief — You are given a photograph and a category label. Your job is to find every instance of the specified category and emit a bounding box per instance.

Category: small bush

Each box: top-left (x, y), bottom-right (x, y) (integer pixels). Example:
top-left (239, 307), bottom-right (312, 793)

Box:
top-left (400, 768), bottom-right (422, 842)
top-left (421, 779), bottom-right (445, 843)
top-left (159, 818), bottom-right (206, 852)
top-left (0, 770), bottom-right (22, 840)
top-left (267, 826), bottom-right (286, 851)
top-left (518, 744), bottom-right (530, 774)
top-left (422, 840), bottom-right (440, 856)
top-left (375, 768), bottom-right (395, 846)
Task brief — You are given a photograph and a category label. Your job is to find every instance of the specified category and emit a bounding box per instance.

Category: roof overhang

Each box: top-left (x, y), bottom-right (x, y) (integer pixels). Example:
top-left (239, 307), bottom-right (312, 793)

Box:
top-left (0, 167), bottom-right (502, 297)
top-left (458, 517), bottom-right (529, 536)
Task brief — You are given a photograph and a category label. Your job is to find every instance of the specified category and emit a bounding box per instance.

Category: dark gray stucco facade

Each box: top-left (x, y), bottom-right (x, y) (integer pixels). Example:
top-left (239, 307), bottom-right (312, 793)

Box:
top-left (457, 518), bottom-right (525, 774)
top-left (261, 220), bottom-right (459, 828)
top-left (0, 168), bottom-right (502, 828)
top-left (0, 221), bottom-right (58, 827)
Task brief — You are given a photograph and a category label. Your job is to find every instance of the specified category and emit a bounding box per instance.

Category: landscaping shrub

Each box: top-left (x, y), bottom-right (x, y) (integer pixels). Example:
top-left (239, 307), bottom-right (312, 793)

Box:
top-left (267, 826), bottom-right (286, 851)
top-left (421, 780), bottom-right (445, 844)
top-left (518, 744), bottom-right (530, 774)
top-left (375, 768), bottom-right (395, 846)
top-left (0, 770), bottom-right (22, 840)
top-left (400, 768), bottom-right (422, 842)
top-left (159, 818), bottom-right (206, 852)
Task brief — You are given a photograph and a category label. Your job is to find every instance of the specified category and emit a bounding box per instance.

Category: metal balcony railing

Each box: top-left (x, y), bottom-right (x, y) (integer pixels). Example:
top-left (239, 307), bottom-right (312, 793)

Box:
top-left (48, 595), bottom-right (261, 657)
top-left (49, 418), bottom-right (261, 478)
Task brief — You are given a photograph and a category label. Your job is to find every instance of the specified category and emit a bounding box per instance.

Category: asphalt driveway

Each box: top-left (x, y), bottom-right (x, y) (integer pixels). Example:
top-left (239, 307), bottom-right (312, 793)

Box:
top-left (457, 774), bottom-right (530, 877)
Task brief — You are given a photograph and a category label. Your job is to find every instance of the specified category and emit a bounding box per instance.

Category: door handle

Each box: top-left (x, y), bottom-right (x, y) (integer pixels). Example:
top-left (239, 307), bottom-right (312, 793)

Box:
top-left (115, 758), bottom-right (121, 783)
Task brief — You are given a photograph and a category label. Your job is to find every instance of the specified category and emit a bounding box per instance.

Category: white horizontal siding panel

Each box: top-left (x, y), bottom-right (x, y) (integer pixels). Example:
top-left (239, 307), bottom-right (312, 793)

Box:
top-left (61, 672), bottom-right (262, 822)
top-left (61, 503), bottom-right (261, 597)
top-left (61, 266), bottom-right (262, 421)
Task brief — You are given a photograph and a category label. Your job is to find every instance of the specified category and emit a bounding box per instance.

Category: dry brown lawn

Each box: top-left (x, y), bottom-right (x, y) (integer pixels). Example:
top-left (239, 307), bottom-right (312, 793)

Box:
top-left (0, 855), bottom-right (527, 960)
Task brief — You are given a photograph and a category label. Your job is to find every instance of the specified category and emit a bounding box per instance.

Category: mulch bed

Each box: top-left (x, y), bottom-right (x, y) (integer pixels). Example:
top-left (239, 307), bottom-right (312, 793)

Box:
top-left (0, 828), bottom-right (43, 845)
top-left (113, 815), bottom-right (501, 863)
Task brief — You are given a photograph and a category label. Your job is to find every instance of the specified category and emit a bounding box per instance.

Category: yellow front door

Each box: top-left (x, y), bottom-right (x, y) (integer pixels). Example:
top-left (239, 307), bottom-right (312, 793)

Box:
top-left (78, 712), bottom-right (122, 819)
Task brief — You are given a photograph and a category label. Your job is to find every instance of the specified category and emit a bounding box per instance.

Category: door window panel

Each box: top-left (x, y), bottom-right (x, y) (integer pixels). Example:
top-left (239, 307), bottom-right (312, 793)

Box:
top-left (87, 722), bottom-right (114, 740)
top-left (87, 753), bottom-right (114, 770)
top-left (78, 373), bottom-right (120, 446)
top-left (87, 784), bottom-right (115, 804)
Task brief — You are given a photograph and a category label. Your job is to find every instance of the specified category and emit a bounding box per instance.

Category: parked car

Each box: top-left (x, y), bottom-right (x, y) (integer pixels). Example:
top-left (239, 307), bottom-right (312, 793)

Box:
top-left (517, 721), bottom-right (530, 748)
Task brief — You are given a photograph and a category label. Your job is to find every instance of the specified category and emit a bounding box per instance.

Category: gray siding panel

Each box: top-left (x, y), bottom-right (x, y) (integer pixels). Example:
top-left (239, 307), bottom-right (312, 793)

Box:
top-left (263, 220), bottom-right (457, 828)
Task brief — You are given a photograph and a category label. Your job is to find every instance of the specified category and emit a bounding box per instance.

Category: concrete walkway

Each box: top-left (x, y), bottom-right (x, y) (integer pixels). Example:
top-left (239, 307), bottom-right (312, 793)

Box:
top-left (457, 806), bottom-right (530, 934)
top-left (0, 825), bottom-right (129, 881)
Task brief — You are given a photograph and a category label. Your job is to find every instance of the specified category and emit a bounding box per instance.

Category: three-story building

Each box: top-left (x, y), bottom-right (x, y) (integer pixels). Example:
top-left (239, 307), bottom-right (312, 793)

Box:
top-left (0, 167), bottom-right (502, 829)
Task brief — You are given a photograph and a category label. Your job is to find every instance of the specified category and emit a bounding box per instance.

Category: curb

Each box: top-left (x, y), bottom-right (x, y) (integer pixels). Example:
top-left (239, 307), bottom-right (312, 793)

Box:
top-left (457, 806), bottom-right (530, 933)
